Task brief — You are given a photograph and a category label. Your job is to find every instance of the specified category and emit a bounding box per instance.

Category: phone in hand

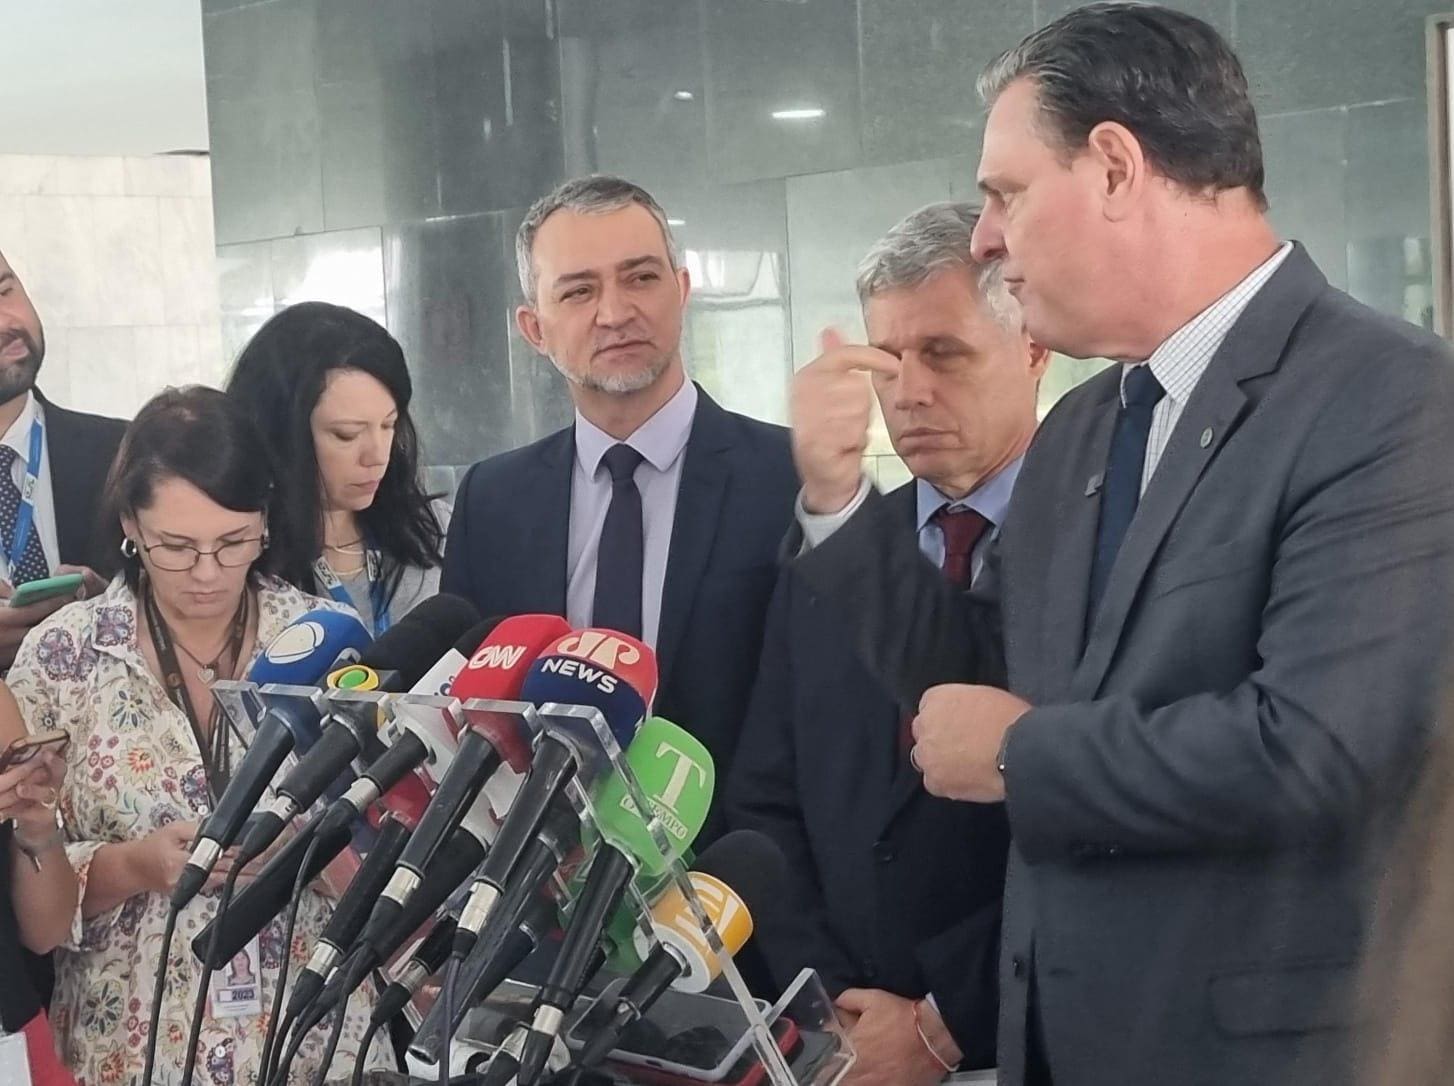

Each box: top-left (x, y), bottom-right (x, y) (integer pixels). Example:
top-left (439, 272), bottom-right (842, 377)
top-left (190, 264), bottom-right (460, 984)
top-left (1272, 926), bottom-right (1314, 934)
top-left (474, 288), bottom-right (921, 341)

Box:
top-left (7, 572), bottom-right (84, 609)
top-left (0, 729), bottom-right (70, 775)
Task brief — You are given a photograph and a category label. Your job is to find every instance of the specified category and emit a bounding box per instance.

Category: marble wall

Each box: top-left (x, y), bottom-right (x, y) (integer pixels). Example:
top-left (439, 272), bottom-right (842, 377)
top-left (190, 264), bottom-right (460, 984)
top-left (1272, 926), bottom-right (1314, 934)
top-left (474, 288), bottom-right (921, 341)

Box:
top-left (200, 0), bottom-right (1447, 487)
top-left (0, 153), bottom-right (224, 420)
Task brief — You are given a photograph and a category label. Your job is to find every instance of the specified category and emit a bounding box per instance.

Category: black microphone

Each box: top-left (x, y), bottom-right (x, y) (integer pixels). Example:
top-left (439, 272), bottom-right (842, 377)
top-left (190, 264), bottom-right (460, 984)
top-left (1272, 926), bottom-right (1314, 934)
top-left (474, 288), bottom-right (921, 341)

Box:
top-left (236, 594), bottom-right (480, 867)
top-left (451, 796), bottom-right (580, 964)
top-left (369, 916), bottom-right (459, 1027)
top-left (187, 807), bottom-right (355, 964)
top-left (279, 813), bottom-right (415, 1021)
top-left (570, 831), bottom-right (784, 1071)
top-left (291, 824), bottom-right (489, 1032)
top-left (169, 609), bottom-right (372, 909)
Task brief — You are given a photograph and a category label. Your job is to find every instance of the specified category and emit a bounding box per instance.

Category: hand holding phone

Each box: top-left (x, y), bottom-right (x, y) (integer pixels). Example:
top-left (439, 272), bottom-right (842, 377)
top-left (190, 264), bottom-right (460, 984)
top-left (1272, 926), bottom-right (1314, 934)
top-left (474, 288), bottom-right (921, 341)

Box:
top-left (0, 729), bottom-right (69, 775)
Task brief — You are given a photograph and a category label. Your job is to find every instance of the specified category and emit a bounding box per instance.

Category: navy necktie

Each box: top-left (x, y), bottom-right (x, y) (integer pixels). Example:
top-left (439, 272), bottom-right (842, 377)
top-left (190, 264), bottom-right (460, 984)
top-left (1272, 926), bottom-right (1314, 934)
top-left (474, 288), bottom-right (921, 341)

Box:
top-left (1089, 365), bottom-right (1165, 620)
top-left (0, 444), bottom-right (49, 586)
top-left (592, 443), bottom-right (646, 638)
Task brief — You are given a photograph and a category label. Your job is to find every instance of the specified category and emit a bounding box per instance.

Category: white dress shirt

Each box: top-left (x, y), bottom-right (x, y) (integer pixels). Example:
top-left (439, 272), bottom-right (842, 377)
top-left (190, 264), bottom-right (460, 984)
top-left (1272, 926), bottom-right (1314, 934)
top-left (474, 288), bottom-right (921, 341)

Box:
top-left (1128, 241), bottom-right (1292, 493)
top-left (0, 392), bottom-right (59, 581)
top-left (566, 377), bottom-right (698, 648)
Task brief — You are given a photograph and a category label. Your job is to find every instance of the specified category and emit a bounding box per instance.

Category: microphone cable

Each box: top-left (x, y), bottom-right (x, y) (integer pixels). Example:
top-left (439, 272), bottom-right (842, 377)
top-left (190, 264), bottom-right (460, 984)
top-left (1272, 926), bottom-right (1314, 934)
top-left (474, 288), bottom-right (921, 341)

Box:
top-left (178, 861), bottom-right (243, 1086)
top-left (258, 827), bottom-right (324, 1079)
top-left (140, 900), bottom-right (180, 1086)
top-left (349, 1017), bottom-right (384, 1086)
top-left (439, 955), bottom-right (459, 1086)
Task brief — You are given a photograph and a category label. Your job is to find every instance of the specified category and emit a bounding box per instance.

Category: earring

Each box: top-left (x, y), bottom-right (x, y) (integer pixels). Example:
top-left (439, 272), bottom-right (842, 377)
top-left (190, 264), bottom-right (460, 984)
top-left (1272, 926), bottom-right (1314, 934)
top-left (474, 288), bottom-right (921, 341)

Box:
top-left (120, 538), bottom-right (138, 558)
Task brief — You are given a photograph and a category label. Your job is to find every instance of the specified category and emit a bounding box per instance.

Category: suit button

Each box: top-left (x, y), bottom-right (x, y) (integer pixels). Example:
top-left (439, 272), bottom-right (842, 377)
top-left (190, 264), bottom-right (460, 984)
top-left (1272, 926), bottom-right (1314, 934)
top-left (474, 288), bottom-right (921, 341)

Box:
top-left (1011, 955), bottom-right (1027, 979)
top-left (873, 840), bottom-right (896, 863)
top-left (1105, 845), bottom-right (1122, 857)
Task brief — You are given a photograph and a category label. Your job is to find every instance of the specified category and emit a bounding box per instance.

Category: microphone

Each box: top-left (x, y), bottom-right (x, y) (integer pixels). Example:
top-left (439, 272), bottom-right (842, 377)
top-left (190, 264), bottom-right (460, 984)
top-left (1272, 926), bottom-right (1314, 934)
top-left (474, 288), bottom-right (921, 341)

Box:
top-left (288, 823), bottom-right (488, 1031)
top-left (170, 609), bottom-right (372, 909)
top-left (274, 811), bottom-right (417, 1017)
top-left (309, 614), bottom-right (512, 842)
top-left (571, 831), bottom-right (781, 1072)
top-left (186, 807), bottom-right (356, 963)
top-left (235, 594), bottom-right (481, 867)
top-left (516, 718), bottom-right (715, 1086)
top-left (455, 629), bottom-right (658, 954)
top-left (368, 916), bottom-right (459, 1027)
top-left (409, 806), bottom-right (582, 1066)
top-left (357, 615), bottom-right (573, 952)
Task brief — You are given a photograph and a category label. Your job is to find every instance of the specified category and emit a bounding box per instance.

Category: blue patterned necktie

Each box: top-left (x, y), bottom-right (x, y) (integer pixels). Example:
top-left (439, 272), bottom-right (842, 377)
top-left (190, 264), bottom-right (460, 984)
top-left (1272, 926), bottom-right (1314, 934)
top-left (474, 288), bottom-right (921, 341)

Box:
top-left (0, 444), bottom-right (49, 585)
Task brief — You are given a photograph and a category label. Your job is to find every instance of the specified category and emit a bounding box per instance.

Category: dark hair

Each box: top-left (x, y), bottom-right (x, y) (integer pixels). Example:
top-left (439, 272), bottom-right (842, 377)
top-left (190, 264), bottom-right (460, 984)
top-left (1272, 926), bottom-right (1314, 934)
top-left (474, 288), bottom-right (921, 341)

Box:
top-left (100, 386), bottom-right (286, 589)
top-left (224, 302), bottom-right (443, 608)
top-left (980, 1), bottom-right (1267, 209)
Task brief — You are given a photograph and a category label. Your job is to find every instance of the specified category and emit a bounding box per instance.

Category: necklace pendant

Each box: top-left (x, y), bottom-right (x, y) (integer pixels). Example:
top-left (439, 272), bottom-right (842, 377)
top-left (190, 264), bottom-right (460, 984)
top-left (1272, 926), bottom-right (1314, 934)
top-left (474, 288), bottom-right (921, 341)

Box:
top-left (198, 665), bottom-right (216, 684)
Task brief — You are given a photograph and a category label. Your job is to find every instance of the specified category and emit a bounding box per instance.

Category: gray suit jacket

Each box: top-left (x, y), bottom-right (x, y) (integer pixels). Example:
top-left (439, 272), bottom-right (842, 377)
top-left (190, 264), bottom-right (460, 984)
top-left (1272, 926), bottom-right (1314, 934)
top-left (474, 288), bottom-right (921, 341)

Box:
top-left (793, 246), bottom-right (1454, 1085)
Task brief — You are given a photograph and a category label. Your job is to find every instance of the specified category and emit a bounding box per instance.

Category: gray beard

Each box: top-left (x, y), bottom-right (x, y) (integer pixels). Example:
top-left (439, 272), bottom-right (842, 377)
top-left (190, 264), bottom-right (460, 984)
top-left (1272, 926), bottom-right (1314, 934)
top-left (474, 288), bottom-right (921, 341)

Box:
top-left (550, 351), bottom-right (669, 395)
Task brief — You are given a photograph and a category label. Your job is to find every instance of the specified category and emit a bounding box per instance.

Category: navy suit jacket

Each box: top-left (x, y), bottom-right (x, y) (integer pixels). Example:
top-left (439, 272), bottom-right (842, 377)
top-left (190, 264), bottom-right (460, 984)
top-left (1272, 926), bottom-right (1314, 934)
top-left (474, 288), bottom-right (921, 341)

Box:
top-left (441, 385), bottom-right (798, 840)
top-left (727, 483), bottom-right (1008, 1068)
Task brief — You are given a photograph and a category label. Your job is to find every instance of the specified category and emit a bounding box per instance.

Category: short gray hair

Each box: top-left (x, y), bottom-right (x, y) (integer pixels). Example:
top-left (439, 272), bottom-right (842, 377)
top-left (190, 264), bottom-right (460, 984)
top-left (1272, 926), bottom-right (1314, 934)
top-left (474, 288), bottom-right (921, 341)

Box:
top-left (515, 175), bottom-right (681, 304)
top-left (855, 201), bottom-right (1020, 330)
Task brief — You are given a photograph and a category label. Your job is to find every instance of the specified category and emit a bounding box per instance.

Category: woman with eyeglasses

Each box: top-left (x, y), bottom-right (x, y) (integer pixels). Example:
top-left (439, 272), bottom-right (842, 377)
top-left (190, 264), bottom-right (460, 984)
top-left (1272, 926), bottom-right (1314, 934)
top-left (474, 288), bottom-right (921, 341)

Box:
top-left (226, 302), bottom-right (446, 637)
top-left (6, 387), bottom-right (389, 1085)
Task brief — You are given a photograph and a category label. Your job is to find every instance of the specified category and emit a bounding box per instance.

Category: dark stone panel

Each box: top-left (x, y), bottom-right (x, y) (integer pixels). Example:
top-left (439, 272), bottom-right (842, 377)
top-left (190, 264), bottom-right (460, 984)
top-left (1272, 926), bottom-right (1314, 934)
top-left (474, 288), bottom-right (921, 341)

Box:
top-left (1260, 107), bottom-right (1348, 289)
top-left (1238, 0), bottom-right (1447, 114)
top-left (859, 0), bottom-right (1032, 165)
top-left (206, 92), bottom-right (325, 244)
top-left (318, 78), bottom-right (442, 231)
top-left (383, 213), bottom-right (525, 463)
top-left (1035, 0), bottom-right (1234, 40)
top-left (203, 0), bottom-right (318, 99)
top-left (703, 0), bottom-right (861, 183)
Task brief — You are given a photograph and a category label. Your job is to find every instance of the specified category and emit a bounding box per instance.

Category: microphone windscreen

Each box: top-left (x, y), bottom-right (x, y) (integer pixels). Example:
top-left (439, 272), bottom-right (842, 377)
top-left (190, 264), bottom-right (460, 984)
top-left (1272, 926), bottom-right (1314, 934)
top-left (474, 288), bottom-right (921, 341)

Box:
top-left (689, 830), bottom-right (787, 925)
top-left (593, 717), bottom-right (714, 876)
top-left (248, 609), bottom-right (371, 686)
top-left (450, 614), bottom-right (574, 769)
top-left (519, 629), bottom-right (657, 750)
top-left (358, 593), bottom-right (481, 684)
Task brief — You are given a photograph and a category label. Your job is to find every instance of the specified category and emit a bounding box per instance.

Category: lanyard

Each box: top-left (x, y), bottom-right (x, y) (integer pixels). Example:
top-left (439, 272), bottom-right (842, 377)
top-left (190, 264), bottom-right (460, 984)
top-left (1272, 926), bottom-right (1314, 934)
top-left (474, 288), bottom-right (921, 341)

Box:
top-left (4, 418), bottom-right (44, 572)
top-left (314, 546), bottom-right (392, 635)
top-left (142, 582), bottom-right (249, 804)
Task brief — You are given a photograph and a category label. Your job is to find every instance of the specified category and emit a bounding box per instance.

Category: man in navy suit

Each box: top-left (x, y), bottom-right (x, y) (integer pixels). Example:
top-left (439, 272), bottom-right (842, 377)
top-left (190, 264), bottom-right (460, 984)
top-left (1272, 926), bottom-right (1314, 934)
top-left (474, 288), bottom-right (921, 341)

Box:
top-left (442, 175), bottom-right (797, 840)
top-left (729, 203), bottom-right (1046, 1081)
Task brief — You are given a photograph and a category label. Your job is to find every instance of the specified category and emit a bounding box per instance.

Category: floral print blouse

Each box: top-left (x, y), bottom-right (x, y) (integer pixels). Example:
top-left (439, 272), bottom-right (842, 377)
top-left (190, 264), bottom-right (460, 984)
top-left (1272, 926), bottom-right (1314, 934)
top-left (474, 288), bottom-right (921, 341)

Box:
top-left (8, 576), bottom-right (393, 1086)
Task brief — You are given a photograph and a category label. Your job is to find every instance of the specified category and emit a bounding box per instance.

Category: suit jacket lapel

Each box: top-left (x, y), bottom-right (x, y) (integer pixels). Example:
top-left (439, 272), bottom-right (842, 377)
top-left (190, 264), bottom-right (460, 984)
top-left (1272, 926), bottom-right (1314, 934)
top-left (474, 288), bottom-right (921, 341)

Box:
top-left (37, 391), bottom-right (93, 562)
top-left (522, 427), bottom-right (573, 616)
top-left (1039, 371), bottom-right (1121, 690)
top-left (1071, 245), bottom-right (1327, 700)
top-left (656, 386), bottom-right (731, 690)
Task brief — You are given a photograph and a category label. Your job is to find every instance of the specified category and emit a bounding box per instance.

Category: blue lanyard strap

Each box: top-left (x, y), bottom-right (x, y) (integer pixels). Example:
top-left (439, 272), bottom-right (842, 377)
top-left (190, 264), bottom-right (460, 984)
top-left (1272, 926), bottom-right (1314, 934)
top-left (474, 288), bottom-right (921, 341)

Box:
top-left (5, 418), bottom-right (44, 571)
top-left (314, 546), bottom-right (392, 635)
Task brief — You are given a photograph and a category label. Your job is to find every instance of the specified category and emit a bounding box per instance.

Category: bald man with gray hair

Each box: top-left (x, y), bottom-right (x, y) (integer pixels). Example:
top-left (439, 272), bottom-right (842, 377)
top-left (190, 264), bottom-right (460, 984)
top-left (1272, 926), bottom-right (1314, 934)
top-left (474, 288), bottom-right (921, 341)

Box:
top-left (729, 201), bottom-right (1047, 1085)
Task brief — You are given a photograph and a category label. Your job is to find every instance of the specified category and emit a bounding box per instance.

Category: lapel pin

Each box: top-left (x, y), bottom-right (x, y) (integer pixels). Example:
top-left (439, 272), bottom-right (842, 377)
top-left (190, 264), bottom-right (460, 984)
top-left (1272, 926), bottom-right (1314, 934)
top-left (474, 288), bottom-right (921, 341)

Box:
top-left (1200, 427), bottom-right (1214, 448)
top-left (1085, 472), bottom-right (1104, 497)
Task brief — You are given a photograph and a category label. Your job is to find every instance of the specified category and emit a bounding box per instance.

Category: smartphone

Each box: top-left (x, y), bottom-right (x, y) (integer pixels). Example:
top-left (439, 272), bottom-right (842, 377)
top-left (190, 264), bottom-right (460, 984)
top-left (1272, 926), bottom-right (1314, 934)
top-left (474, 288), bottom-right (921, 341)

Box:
top-left (0, 729), bottom-right (70, 774)
top-left (603, 1017), bottom-right (802, 1086)
top-left (8, 573), bottom-right (84, 609)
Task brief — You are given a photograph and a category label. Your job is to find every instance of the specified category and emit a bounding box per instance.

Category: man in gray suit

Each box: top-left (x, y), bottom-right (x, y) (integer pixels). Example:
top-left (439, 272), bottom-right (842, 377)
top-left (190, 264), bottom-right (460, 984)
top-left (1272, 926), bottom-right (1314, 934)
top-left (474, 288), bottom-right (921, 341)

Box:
top-left (788, 4), bottom-right (1454, 1085)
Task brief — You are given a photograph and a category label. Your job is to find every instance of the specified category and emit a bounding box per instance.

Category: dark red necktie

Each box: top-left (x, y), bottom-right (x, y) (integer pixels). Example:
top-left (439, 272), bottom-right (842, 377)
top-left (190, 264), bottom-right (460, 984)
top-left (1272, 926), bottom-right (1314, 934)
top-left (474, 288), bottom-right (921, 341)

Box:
top-left (901, 505), bottom-right (994, 755)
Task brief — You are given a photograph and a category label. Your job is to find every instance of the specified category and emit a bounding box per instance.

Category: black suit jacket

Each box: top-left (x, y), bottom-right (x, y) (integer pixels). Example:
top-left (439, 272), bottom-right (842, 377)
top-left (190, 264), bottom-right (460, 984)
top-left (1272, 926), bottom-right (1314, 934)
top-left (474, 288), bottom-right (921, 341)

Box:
top-left (441, 385), bottom-right (798, 840)
top-left (37, 390), bottom-right (127, 575)
top-left (792, 247), bottom-right (1454, 1085)
top-left (727, 483), bottom-right (1008, 1068)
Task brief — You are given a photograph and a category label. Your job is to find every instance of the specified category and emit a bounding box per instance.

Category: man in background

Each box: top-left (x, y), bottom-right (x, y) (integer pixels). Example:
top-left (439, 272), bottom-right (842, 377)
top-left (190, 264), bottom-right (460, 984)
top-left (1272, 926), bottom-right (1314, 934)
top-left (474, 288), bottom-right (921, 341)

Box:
top-left (730, 202), bottom-right (1044, 1081)
top-left (442, 175), bottom-right (798, 841)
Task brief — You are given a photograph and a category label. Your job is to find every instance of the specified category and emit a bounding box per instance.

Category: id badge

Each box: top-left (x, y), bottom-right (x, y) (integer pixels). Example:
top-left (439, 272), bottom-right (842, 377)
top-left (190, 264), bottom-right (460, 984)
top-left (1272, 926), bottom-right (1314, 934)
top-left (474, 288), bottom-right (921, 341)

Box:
top-left (0, 1031), bottom-right (33, 1086)
top-left (209, 935), bottom-right (263, 1019)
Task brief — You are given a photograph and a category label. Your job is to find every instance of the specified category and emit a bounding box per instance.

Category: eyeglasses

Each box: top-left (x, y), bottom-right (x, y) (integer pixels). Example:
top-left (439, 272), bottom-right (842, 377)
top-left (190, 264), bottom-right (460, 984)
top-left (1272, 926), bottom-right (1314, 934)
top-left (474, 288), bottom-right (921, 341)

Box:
top-left (136, 527), bottom-right (267, 572)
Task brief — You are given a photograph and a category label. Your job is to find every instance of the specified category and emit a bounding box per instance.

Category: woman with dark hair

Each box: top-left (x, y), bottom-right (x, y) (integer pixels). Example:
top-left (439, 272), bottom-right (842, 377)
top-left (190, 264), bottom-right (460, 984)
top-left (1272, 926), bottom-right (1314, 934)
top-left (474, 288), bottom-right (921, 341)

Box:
top-left (226, 302), bottom-right (446, 635)
top-left (6, 387), bottom-right (389, 1085)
